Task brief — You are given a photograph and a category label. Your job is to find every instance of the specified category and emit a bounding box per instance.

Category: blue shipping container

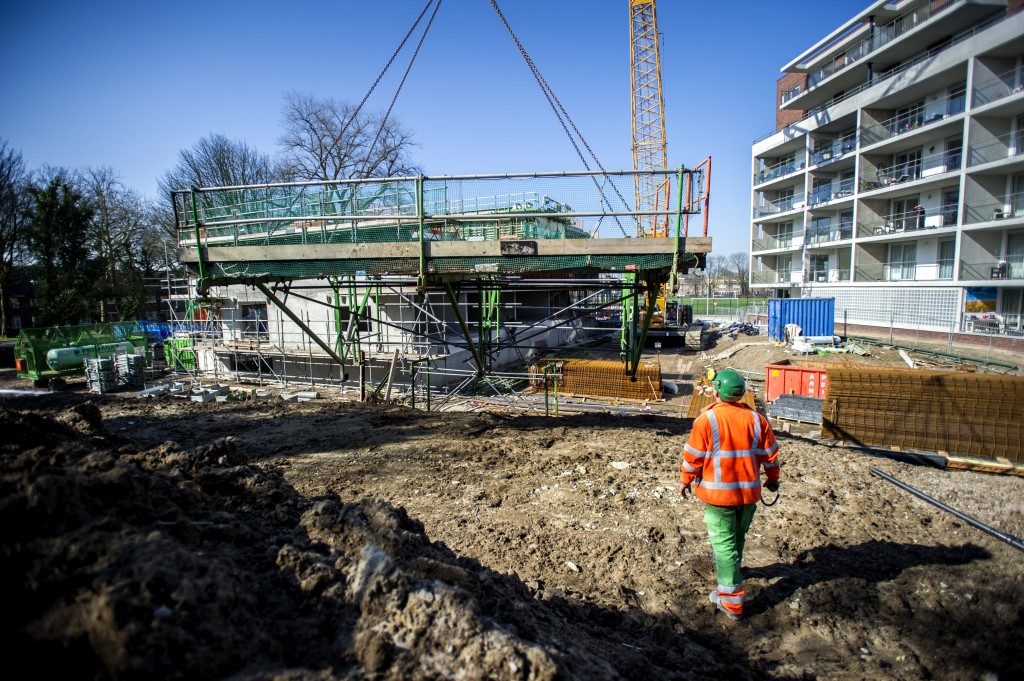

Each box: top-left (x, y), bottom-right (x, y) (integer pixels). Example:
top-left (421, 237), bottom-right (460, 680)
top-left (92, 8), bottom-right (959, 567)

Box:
top-left (768, 298), bottom-right (835, 341)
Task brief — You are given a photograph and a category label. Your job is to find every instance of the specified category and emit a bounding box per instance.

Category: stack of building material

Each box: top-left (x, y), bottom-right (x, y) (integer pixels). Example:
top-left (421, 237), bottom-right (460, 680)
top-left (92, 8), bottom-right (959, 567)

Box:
top-left (822, 368), bottom-right (1023, 462)
top-left (768, 394), bottom-right (824, 424)
top-left (115, 353), bottom-right (147, 388)
top-left (529, 358), bottom-right (662, 401)
top-left (84, 357), bottom-right (117, 393)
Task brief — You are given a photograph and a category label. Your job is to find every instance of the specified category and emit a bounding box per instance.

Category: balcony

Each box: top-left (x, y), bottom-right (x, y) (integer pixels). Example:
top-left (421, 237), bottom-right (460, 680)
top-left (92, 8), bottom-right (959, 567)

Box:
top-left (857, 206), bottom-right (956, 237)
top-left (809, 178), bottom-right (855, 206)
top-left (753, 197), bottom-right (801, 219)
top-left (754, 159), bottom-right (805, 186)
top-left (752, 232), bottom-right (800, 251)
top-left (961, 256), bottom-right (1024, 281)
top-left (972, 65), bottom-right (1024, 108)
top-left (751, 270), bottom-right (790, 285)
top-left (860, 149), bottom-right (961, 192)
top-left (963, 192), bottom-right (1024, 225)
top-left (859, 94), bottom-right (965, 147)
top-left (805, 268), bottom-right (851, 283)
top-left (968, 130), bottom-right (1024, 167)
top-left (806, 222), bottom-right (853, 245)
top-left (809, 135), bottom-right (857, 167)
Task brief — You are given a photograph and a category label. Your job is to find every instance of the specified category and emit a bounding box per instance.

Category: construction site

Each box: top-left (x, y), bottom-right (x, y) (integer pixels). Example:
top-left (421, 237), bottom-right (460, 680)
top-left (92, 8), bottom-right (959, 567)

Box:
top-left (3, 1), bottom-right (1023, 679)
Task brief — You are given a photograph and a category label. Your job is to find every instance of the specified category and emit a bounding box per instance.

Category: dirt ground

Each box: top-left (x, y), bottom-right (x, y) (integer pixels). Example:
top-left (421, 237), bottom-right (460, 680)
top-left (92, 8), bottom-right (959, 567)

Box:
top-left (2, 331), bottom-right (1023, 680)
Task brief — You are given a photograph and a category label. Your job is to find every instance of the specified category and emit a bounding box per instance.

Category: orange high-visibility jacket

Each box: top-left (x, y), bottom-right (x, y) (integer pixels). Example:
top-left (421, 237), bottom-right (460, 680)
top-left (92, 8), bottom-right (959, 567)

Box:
top-left (681, 401), bottom-right (780, 506)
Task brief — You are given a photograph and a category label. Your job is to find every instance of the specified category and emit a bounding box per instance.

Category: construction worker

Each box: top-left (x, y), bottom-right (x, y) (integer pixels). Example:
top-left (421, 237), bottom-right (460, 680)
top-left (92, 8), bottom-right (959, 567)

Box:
top-left (680, 368), bottom-right (780, 621)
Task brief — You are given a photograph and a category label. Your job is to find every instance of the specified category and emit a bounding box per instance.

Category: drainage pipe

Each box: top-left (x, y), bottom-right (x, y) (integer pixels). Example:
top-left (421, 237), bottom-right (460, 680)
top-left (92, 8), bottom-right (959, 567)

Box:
top-left (869, 467), bottom-right (1024, 552)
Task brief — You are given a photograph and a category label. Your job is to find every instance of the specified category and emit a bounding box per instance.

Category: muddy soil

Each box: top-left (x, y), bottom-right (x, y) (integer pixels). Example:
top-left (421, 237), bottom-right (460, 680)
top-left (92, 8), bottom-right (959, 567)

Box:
top-left (2, 334), bottom-right (1022, 680)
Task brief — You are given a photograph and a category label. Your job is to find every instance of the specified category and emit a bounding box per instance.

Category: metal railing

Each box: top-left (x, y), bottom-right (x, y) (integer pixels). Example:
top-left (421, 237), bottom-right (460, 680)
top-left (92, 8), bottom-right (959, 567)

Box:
top-left (753, 196), bottom-right (800, 218)
top-left (806, 222), bottom-right (853, 244)
top-left (860, 91), bottom-right (965, 147)
top-left (857, 206), bottom-right (956, 237)
top-left (972, 65), bottom-right (1024, 107)
top-left (754, 159), bottom-right (805, 185)
top-left (809, 178), bottom-right (855, 206)
top-left (752, 233), bottom-right (798, 252)
top-left (963, 192), bottom-right (1024, 224)
top-left (968, 130), bottom-right (1024, 166)
top-left (961, 256), bottom-right (1024, 281)
top-left (755, 10), bottom-right (1001, 144)
top-left (860, 147), bottom-right (961, 191)
top-left (805, 268), bottom-right (851, 283)
top-left (809, 134), bottom-right (858, 166)
top-left (751, 270), bottom-right (789, 285)
top-left (171, 169), bottom-right (704, 246)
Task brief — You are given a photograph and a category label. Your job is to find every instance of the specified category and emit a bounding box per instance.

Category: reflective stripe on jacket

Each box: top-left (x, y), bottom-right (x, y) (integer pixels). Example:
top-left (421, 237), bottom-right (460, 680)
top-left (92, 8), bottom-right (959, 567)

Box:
top-left (681, 401), bottom-right (780, 506)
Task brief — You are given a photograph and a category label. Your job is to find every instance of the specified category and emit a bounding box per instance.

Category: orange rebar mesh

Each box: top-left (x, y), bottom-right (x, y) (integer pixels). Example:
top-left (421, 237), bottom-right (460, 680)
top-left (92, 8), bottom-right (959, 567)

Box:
top-left (822, 368), bottom-right (1024, 461)
top-left (528, 358), bottom-right (662, 401)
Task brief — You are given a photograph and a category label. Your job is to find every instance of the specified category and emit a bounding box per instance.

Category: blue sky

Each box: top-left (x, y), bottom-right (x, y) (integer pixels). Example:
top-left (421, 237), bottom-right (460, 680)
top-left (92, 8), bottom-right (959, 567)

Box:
top-left (0, 0), bottom-right (869, 252)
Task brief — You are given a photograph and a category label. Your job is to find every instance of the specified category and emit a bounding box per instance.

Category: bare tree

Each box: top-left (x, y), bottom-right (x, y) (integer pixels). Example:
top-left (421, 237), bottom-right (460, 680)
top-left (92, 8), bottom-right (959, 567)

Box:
top-left (698, 254), bottom-right (729, 297)
top-left (80, 167), bottom-right (156, 321)
top-left (158, 133), bottom-right (278, 196)
top-left (0, 140), bottom-right (28, 336)
top-left (278, 91), bottom-right (420, 181)
top-left (727, 251), bottom-right (751, 297)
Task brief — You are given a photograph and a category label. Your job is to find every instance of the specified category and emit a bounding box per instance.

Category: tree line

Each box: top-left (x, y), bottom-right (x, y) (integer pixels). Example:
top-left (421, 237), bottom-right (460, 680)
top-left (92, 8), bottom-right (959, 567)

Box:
top-left (0, 92), bottom-right (419, 336)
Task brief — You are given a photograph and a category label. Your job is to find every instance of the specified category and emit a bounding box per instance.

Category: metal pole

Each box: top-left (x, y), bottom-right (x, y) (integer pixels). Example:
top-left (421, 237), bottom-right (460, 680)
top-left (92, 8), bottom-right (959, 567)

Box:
top-left (869, 467), bottom-right (1024, 552)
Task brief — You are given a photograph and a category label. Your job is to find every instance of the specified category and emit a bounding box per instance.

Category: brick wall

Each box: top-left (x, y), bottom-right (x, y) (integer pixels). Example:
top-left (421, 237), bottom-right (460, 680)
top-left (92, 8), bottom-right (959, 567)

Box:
top-left (776, 73), bottom-right (808, 131)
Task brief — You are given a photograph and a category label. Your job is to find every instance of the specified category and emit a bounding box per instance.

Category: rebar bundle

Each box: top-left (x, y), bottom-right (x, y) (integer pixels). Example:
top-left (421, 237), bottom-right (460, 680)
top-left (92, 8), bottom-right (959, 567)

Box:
top-left (823, 368), bottom-right (1024, 461)
top-left (529, 358), bottom-right (662, 401)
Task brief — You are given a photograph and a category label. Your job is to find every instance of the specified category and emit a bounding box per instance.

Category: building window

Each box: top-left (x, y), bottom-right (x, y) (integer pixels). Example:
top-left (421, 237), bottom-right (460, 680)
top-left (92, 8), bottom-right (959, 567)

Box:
top-left (839, 211), bottom-right (853, 239)
top-left (887, 243), bottom-right (917, 281)
top-left (777, 221), bottom-right (794, 248)
top-left (941, 189), bottom-right (959, 226)
top-left (938, 240), bottom-right (955, 280)
top-left (10, 298), bottom-right (19, 309)
top-left (947, 83), bottom-right (966, 116)
top-left (1008, 232), bottom-right (1024, 279)
top-left (891, 197), bottom-right (921, 231)
top-left (893, 100), bottom-right (924, 134)
top-left (809, 254), bottom-right (829, 282)
top-left (11, 316), bottom-right (21, 330)
top-left (893, 149), bottom-right (922, 182)
top-left (944, 136), bottom-right (962, 171)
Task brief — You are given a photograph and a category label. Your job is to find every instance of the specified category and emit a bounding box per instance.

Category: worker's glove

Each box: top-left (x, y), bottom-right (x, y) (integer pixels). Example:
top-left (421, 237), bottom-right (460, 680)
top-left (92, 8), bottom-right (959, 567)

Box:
top-left (679, 483), bottom-right (692, 499)
top-left (764, 479), bottom-right (780, 493)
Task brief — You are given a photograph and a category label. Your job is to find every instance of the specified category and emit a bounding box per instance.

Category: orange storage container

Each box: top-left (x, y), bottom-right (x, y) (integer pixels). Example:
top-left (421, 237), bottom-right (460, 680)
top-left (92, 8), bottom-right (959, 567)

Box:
top-left (14, 358), bottom-right (26, 373)
top-left (765, 360), bottom-right (831, 402)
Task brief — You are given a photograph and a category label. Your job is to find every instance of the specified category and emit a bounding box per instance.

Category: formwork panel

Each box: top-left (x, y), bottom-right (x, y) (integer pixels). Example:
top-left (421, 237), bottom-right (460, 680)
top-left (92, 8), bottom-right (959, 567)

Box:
top-left (822, 368), bottom-right (1024, 461)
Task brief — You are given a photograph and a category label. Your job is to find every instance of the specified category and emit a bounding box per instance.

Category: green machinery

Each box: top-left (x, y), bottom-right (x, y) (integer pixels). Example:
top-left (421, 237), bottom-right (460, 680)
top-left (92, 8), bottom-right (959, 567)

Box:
top-left (14, 321), bottom-right (149, 387)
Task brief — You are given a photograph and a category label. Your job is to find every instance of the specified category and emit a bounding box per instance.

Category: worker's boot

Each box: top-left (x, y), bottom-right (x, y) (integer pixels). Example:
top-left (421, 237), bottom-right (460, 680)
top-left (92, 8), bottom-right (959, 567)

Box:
top-left (709, 590), bottom-right (742, 620)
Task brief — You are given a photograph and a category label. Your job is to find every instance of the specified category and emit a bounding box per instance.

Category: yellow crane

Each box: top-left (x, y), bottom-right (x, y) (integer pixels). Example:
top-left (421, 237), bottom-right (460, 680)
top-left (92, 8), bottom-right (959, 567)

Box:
top-left (629, 0), bottom-right (670, 240)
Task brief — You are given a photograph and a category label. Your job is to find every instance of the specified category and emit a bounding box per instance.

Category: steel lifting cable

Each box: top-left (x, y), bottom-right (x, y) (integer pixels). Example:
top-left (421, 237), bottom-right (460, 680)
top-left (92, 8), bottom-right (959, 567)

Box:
top-left (343, 0), bottom-right (438, 145)
top-left (488, 0), bottom-right (632, 237)
top-left (361, 0), bottom-right (443, 177)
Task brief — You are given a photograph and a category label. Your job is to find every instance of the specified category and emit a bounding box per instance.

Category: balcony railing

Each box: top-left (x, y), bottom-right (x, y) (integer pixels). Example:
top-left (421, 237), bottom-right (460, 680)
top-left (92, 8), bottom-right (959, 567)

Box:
top-left (806, 222), bottom-right (853, 244)
top-left (753, 197), bottom-right (800, 218)
top-left (805, 268), bottom-right (851, 283)
top-left (972, 65), bottom-right (1024, 108)
top-left (805, 0), bottom-right (954, 90)
top-left (755, 11), bottom-right (1002, 144)
top-left (857, 206), bottom-right (956, 237)
top-left (961, 256), bottom-right (1024, 281)
top-left (751, 270), bottom-right (790, 285)
top-left (964, 192), bottom-right (1024, 224)
top-left (754, 159), bottom-right (805, 185)
top-left (810, 135), bottom-right (857, 166)
top-left (968, 130), bottom-right (1024, 166)
top-left (860, 96), bottom-right (964, 147)
top-left (752, 233), bottom-right (797, 251)
top-left (860, 149), bottom-right (960, 191)
top-left (809, 178), bottom-right (855, 206)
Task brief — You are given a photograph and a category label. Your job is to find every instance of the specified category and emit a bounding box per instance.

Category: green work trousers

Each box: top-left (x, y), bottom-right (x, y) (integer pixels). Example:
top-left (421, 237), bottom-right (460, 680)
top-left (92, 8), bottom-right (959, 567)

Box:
top-left (703, 503), bottom-right (757, 587)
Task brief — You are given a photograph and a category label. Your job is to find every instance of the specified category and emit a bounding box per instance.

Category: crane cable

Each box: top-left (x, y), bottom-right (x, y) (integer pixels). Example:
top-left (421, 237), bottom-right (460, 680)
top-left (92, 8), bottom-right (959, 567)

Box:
top-left (361, 0), bottom-right (443, 178)
top-left (345, 0), bottom-right (440, 177)
top-left (488, 0), bottom-right (632, 237)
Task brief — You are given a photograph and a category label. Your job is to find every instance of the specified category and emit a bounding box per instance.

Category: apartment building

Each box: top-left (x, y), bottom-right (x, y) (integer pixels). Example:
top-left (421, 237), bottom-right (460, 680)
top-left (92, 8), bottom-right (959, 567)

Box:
top-left (751, 0), bottom-right (1024, 336)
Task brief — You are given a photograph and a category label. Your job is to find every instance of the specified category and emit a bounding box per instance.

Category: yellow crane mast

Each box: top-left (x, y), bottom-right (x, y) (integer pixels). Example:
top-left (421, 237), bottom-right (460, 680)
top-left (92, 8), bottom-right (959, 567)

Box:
top-left (629, 0), bottom-right (670, 239)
